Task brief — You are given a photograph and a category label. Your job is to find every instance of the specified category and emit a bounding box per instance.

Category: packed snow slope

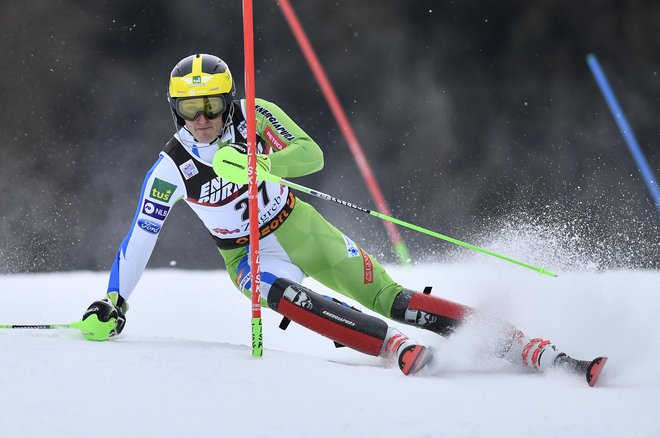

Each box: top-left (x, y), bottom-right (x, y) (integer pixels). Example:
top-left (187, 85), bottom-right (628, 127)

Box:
top-left (1, 263), bottom-right (659, 438)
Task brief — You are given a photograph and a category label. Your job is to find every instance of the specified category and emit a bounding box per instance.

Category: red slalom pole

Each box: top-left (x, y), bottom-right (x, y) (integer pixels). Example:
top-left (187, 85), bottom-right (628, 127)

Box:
top-left (277, 0), bottom-right (411, 265)
top-left (242, 0), bottom-right (263, 357)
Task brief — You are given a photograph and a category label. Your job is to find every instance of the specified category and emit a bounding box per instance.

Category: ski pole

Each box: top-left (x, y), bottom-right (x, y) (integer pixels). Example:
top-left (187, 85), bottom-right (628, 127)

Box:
top-left (0, 321), bottom-right (83, 330)
top-left (260, 172), bottom-right (557, 277)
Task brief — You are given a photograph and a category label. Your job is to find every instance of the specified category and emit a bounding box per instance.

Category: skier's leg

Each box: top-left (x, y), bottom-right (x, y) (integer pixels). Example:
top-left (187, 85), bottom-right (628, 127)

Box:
top-left (268, 278), bottom-right (432, 375)
top-left (220, 237), bottom-right (431, 375)
top-left (503, 333), bottom-right (607, 386)
top-left (390, 288), bottom-right (472, 336)
top-left (255, 200), bottom-right (433, 374)
top-left (390, 288), bottom-right (560, 366)
top-left (389, 288), bottom-right (607, 385)
top-left (219, 233), bottom-right (307, 305)
top-left (272, 199), bottom-right (406, 316)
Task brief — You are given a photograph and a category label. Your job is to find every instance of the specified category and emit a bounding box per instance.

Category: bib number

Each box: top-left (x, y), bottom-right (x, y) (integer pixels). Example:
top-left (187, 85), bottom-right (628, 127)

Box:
top-left (234, 182), bottom-right (271, 221)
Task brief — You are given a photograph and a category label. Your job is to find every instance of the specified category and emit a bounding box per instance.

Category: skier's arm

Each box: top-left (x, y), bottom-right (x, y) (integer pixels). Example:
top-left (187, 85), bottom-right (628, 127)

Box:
top-left (106, 154), bottom-right (184, 301)
top-left (79, 153), bottom-right (184, 341)
top-left (254, 98), bottom-right (324, 178)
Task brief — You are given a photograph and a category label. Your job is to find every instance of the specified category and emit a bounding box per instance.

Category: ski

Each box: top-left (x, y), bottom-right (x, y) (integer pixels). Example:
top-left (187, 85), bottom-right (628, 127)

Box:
top-left (398, 345), bottom-right (434, 376)
top-left (585, 357), bottom-right (608, 387)
top-left (556, 354), bottom-right (608, 387)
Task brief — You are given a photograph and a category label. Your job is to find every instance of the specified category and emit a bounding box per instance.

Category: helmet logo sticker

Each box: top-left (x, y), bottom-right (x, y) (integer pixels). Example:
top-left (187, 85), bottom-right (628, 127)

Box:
top-left (192, 75), bottom-right (202, 84)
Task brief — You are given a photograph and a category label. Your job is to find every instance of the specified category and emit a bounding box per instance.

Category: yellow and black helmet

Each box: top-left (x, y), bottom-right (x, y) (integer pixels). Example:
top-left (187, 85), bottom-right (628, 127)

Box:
top-left (167, 54), bottom-right (236, 129)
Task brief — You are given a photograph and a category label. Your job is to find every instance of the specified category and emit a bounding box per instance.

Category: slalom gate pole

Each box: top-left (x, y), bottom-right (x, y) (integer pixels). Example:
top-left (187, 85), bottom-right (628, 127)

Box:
top-left (243, 0), bottom-right (263, 357)
top-left (257, 171), bottom-right (557, 277)
top-left (587, 53), bottom-right (660, 213)
top-left (276, 0), bottom-right (412, 265)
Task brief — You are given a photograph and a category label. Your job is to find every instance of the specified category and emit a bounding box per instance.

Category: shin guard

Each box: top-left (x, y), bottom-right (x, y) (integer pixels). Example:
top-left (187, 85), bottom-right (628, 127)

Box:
top-left (268, 278), bottom-right (389, 356)
top-left (391, 289), bottom-right (472, 336)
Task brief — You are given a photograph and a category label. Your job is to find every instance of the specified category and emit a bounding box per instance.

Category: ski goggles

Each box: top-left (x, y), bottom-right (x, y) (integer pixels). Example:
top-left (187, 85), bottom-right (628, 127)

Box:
top-left (174, 95), bottom-right (227, 121)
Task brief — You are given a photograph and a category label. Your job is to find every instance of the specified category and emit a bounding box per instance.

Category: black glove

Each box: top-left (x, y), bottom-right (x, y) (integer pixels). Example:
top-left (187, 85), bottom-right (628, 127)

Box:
top-left (79, 292), bottom-right (127, 341)
top-left (106, 291), bottom-right (127, 335)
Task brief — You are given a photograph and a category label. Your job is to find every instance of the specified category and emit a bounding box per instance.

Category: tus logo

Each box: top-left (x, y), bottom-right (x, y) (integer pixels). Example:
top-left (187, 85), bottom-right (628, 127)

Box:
top-left (192, 75), bottom-right (201, 84)
top-left (149, 178), bottom-right (177, 202)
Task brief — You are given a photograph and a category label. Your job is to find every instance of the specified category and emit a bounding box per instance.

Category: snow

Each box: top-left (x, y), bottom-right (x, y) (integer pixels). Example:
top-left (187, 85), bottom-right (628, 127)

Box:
top-left (1, 263), bottom-right (659, 437)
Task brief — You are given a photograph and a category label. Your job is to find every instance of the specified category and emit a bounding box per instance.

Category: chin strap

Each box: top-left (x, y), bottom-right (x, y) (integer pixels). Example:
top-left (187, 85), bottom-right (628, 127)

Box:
top-left (224, 103), bottom-right (234, 128)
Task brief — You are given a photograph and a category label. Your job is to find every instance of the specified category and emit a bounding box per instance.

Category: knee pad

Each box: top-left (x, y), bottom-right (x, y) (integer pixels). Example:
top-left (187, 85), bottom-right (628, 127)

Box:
top-left (390, 288), bottom-right (471, 336)
top-left (268, 278), bottom-right (389, 356)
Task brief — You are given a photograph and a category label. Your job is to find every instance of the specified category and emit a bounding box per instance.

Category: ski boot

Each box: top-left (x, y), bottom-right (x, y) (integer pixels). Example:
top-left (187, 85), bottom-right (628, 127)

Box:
top-left (521, 338), bottom-right (608, 386)
top-left (383, 328), bottom-right (433, 376)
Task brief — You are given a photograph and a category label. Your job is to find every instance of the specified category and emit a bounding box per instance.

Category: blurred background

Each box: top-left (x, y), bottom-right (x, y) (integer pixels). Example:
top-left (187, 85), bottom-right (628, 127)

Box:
top-left (1, 0), bottom-right (658, 274)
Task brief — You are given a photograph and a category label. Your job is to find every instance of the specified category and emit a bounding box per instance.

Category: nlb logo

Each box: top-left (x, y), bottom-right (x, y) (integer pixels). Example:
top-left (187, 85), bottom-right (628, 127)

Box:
top-left (137, 219), bottom-right (161, 234)
top-left (142, 200), bottom-right (170, 221)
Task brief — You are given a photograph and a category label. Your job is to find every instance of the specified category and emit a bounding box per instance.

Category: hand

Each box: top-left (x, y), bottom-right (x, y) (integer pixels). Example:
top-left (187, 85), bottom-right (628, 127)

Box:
top-left (78, 292), bottom-right (127, 341)
top-left (212, 144), bottom-right (272, 185)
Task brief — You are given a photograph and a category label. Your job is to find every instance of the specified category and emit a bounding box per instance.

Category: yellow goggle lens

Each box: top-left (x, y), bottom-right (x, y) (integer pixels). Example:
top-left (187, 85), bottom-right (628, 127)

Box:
top-left (176, 96), bottom-right (226, 121)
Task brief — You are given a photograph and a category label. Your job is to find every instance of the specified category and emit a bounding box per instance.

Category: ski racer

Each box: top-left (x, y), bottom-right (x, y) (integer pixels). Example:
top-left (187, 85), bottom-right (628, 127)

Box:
top-left (79, 53), bottom-right (606, 383)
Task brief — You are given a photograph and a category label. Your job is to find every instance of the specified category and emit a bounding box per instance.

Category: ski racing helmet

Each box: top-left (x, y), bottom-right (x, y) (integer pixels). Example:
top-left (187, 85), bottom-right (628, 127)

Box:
top-left (167, 53), bottom-right (236, 130)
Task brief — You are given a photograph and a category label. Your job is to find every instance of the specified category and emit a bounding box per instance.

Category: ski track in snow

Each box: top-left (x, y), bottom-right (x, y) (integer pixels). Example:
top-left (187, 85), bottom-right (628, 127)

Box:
top-left (1, 264), bottom-right (659, 438)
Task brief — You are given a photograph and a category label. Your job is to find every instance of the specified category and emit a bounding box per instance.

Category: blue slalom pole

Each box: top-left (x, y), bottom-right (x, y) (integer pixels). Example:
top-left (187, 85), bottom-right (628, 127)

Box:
top-left (586, 53), bottom-right (660, 212)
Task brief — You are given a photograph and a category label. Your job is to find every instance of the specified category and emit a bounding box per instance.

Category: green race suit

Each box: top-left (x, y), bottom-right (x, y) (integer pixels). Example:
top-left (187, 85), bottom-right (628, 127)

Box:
top-left (107, 98), bottom-right (403, 317)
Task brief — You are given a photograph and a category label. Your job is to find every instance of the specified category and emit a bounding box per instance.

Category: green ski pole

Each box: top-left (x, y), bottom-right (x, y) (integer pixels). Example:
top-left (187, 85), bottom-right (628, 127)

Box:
top-left (259, 172), bottom-right (557, 277)
top-left (0, 321), bottom-right (83, 330)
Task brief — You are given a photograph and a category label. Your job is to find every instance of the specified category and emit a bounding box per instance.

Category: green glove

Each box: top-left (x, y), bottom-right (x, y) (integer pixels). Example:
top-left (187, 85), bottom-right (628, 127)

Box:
top-left (212, 144), bottom-right (274, 185)
top-left (78, 292), bottom-right (127, 341)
